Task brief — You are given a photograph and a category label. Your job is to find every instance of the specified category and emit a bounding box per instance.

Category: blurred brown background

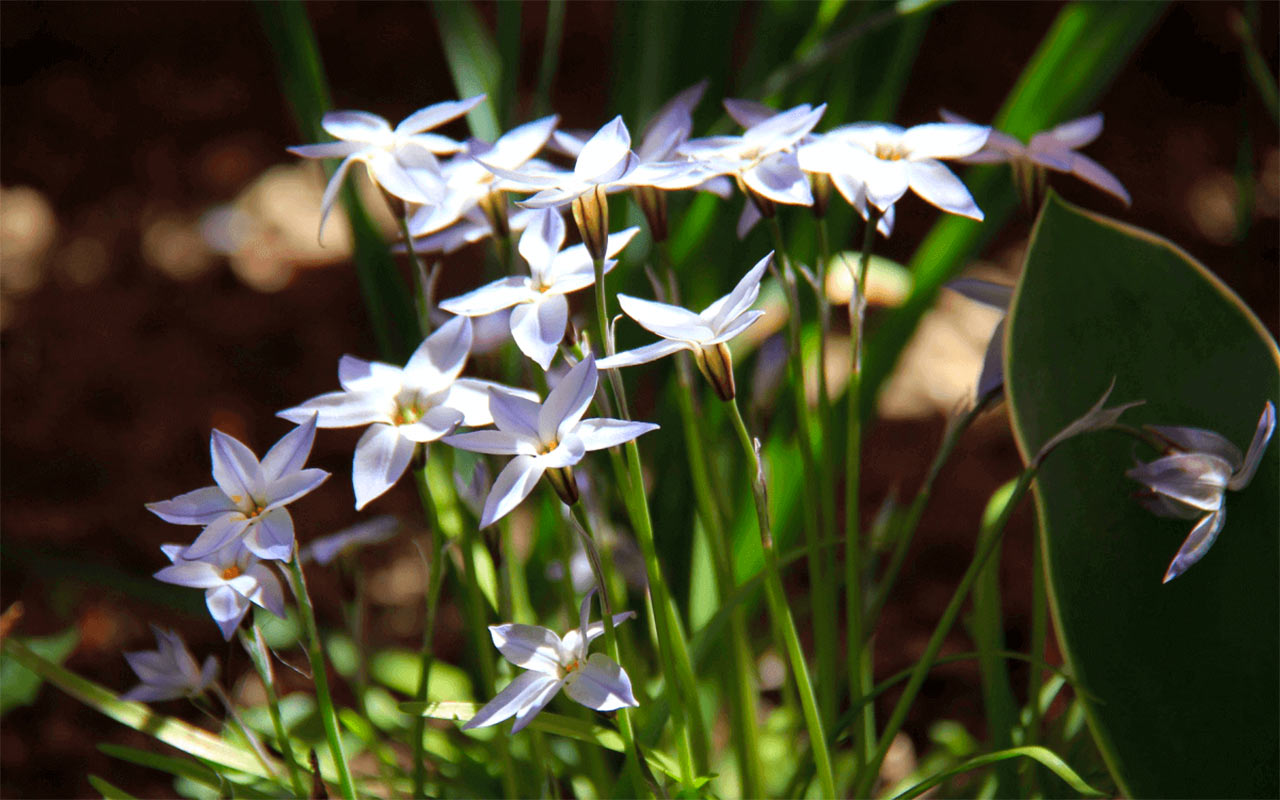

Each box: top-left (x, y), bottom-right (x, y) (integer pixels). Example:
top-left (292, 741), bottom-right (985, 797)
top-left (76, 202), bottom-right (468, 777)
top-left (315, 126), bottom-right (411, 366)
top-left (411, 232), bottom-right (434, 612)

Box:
top-left (2, 2), bottom-right (1276, 796)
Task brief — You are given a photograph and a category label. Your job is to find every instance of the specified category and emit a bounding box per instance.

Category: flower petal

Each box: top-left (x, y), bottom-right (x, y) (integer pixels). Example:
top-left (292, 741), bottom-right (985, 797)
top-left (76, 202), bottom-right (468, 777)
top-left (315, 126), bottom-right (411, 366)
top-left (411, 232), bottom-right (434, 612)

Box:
top-left (242, 508), bottom-right (295, 561)
top-left (975, 318), bottom-right (1006, 400)
top-left (907, 160), bottom-right (983, 220)
top-left (1230, 401), bottom-right (1276, 490)
top-left (260, 416), bottom-right (318, 482)
top-left (488, 115), bottom-right (560, 169)
top-left (444, 429), bottom-right (533, 456)
top-left (181, 515), bottom-right (251, 561)
top-left (480, 455), bottom-right (544, 528)
top-left (742, 152), bottom-right (813, 207)
top-left (488, 388), bottom-right (543, 441)
top-left (901, 123), bottom-right (989, 160)
top-left (703, 252), bottom-right (770, 332)
top-left (1145, 425), bottom-right (1243, 468)
top-left (463, 670), bottom-right (563, 732)
top-left (394, 95), bottom-right (487, 136)
top-left (596, 340), bottom-right (688, 370)
top-left (154, 558), bottom-right (225, 590)
top-left (538, 435), bottom-right (586, 468)
top-left (441, 379), bottom-right (538, 427)
top-left (352, 424), bottom-right (415, 510)
top-left (397, 405), bottom-right (464, 443)
top-left (321, 110), bottom-right (391, 143)
top-left (705, 309), bottom-right (765, 345)
top-left (146, 486), bottom-right (236, 526)
top-left (1163, 509), bottom-right (1227, 583)
top-left (404, 315), bottom-right (472, 395)
top-left (240, 562), bottom-right (287, 617)
top-left (317, 154), bottom-right (358, 244)
top-left (206, 585), bottom-right (251, 640)
top-left (263, 468), bottom-right (329, 510)
top-left (857, 151), bottom-right (910, 211)
top-left (617, 294), bottom-right (710, 342)
top-left (574, 419), bottom-right (659, 451)
top-left (488, 623), bottom-right (566, 676)
top-left (337, 355), bottom-right (403, 393)
top-left (518, 208), bottom-right (567, 281)
top-left (563, 653), bottom-right (638, 712)
top-left (540, 356), bottom-right (598, 444)
top-left (1042, 112), bottom-right (1104, 150)
top-left (366, 151), bottom-right (440, 205)
top-left (640, 80), bottom-right (706, 159)
top-left (279, 390), bottom-right (388, 429)
top-left (210, 430), bottom-right (264, 506)
top-left (1126, 453), bottom-right (1232, 511)
top-left (288, 141), bottom-right (364, 159)
top-left (1065, 152), bottom-right (1130, 206)
top-left (510, 296), bottom-right (567, 370)
top-left (574, 117), bottom-right (632, 181)
top-left (439, 277), bottom-right (535, 317)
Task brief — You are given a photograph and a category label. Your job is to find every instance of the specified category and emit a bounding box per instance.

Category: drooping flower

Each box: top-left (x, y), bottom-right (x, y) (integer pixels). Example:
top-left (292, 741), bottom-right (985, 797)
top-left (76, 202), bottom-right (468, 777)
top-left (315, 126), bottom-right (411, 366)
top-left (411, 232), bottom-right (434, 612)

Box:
top-left (278, 316), bottom-right (532, 509)
top-left (444, 355), bottom-right (658, 525)
top-left (288, 96), bottom-right (486, 241)
top-left (1127, 401), bottom-right (1275, 582)
top-left (597, 252), bottom-right (770, 401)
top-left (463, 590), bottom-right (638, 734)
top-left (122, 626), bottom-right (218, 702)
top-left (945, 277), bottom-right (1013, 401)
top-left (439, 209), bottom-right (639, 369)
top-left (154, 540), bottom-right (287, 640)
top-left (146, 416), bottom-right (329, 561)
top-left (805, 121), bottom-right (989, 226)
top-left (409, 115), bottom-right (560, 241)
top-left (941, 110), bottom-right (1130, 206)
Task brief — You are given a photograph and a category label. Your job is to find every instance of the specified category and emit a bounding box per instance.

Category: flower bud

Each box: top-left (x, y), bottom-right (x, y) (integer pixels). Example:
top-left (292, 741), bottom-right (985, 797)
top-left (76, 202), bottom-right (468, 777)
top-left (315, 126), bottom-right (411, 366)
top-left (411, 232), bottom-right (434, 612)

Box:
top-left (693, 341), bottom-right (737, 402)
top-left (810, 173), bottom-right (832, 218)
top-left (545, 466), bottom-right (580, 506)
top-left (735, 175), bottom-right (776, 220)
top-left (632, 185), bottom-right (668, 243)
top-left (477, 190), bottom-right (510, 241)
top-left (571, 186), bottom-right (610, 262)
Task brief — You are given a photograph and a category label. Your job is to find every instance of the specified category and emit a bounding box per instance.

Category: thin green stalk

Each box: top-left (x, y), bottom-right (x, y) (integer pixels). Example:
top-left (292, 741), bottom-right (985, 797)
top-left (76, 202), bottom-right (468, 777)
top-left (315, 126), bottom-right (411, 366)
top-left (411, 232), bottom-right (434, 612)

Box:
top-left (845, 212), bottom-right (879, 770)
top-left (810, 214), bottom-right (839, 725)
top-left (411, 466), bottom-right (449, 799)
top-left (765, 215), bottom-right (829, 721)
top-left (209, 683), bottom-right (278, 782)
top-left (1022, 527), bottom-right (1050, 797)
top-left (853, 469), bottom-right (1038, 798)
top-left (243, 625), bottom-right (307, 797)
top-left (285, 552), bottom-right (357, 800)
top-left (533, 0), bottom-right (566, 118)
top-left (972, 488), bottom-right (1018, 796)
top-left (866, 395), bottom-right (993, 624)
top-left (591, 253), bottom-right (710, 778)
top-left (397, 210), bottom-right (432, 336)
top-left (727, 397), bottom-right (837, 799)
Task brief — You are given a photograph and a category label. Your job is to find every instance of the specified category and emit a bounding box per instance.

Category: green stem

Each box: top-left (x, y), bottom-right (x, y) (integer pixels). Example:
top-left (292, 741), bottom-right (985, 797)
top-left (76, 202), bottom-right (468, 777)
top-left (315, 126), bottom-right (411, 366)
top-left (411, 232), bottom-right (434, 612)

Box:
top-left (727, 398), bottom-right (836, 798)
top-left (853, 469), bottom-right (1038, 798)
top-left (845, 212), bottom-right (879, 770)
top-left (243, 626), bottom-right (307, 797)
top-left (210, 683), bottom-right (278, 782)
top-left (533, 0), bottom-right (566, 118)
top-left (398, 211), bottom-right (433, 336)
top-left (285, 552), bottom-right (357, 800)
top-left (811, 215), bottom-right (839, 725)
top-left (411, 466), bottom-right (449, 799)
top-left (866, 395), bottom-right (992, 624)
top-left (1022, 526), bottom-right (1050, 796)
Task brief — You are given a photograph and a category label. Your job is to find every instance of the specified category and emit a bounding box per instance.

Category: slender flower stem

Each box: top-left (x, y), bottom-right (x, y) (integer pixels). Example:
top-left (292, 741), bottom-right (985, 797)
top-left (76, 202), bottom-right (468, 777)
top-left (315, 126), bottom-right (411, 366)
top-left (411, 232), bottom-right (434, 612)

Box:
top-left (765, 216), bottom-right (829, 708)
top-left (243, 625), bottom-right (307, 797)
top-left (727, 397), bottom-right (837, 799)
top-left (591, 253), bottom-right (711, 777)
top-left (285, 552), bottom-right (357, 800)
top-left (810, 215), bottom-right (839, 725)
top-left (410, 466), bottom-right (449, 799)
top-left (866, 395), bottom-right (993, 624)
top-left (397, 211), bottom-right (433, 336)
top-left (853, 468), bottom-right (1038, 798)
top-left (845, 211), bottom-right (879, 769)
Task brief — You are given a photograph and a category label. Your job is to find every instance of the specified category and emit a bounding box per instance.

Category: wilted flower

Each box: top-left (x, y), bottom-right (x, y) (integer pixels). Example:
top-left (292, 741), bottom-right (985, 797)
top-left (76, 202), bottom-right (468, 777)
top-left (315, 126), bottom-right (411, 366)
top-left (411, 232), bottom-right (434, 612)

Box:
top-left (122, 626), bottom-right (218, 702)
top-left (463, 590), bottom-right (638, 734)
top-left (279, 317), bottom-right (531, 509)
top-left (941, 110), bottom-right (1129, 206)
top-left (807, 121), bottom-right (989, 225)
top-left (945, 277), bottom-right (1013, 401)
top-left (154, 540), bottom-right (287, 640)
top-left (288, 96), bottom-right (486, 240)
top-left (598, 252), bottom-right (770, 401)
top-left (439, 209), bottom-right (639, 369)
top-left (444, 355), bottom-right (658, 525)
top-left (1127, 401), bottom-right (1275, 582)
top-left (146, 416), bottom-right (329, 562)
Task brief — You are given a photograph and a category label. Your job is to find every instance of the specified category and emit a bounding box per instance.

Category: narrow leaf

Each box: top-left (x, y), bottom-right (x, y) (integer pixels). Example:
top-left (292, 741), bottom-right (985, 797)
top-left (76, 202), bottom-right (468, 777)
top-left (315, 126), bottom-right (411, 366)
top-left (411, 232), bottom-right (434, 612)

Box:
top-left (891, 746), bottom-right (1103, 799)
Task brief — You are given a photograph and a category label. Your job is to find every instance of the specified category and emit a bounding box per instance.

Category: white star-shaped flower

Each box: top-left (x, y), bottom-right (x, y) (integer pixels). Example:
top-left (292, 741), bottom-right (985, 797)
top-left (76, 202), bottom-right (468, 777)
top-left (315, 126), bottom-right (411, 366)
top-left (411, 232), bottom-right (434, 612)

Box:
top-left (463, 590), bottom-right (638, 734)
top-left (122, 626), bottom-right (218, 702)
top-left (153, 540), bottom-right (287, 640)
top-left (597, 253), bottom-right (770, 400)
top-left (941, 110), bottom-right (1130, 205)
top-left (278, 316), bottom-right (532, 509)
top-left (145, 416), bottom-right (329, 561)
top-left (288, 96), bottom-right (486, 241)
top-left (439, 209), bottom-right (639, 369)
top-left (444, 355), bottom-right (658, 526)
top-left (1127, 402), bottom-right (1275, 582)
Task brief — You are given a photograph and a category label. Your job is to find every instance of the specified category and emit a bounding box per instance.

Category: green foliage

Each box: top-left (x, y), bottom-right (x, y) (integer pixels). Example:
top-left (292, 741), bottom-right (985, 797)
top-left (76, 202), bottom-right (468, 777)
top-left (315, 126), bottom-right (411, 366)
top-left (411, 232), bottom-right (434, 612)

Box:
top-left (1006, 194), bottom-right (1280, 798)
top-left (0, 627), bottom-right (77, 715)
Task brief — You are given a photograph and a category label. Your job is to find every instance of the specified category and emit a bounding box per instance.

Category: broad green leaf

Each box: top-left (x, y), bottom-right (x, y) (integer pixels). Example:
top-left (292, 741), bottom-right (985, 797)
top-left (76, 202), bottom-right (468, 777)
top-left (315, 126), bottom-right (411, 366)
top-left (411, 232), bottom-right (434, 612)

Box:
top-left (403, 700), bottom-right (682, 781)
top-left (1005, 194), bottom-right (1279, 798)
top-left (861, 1), bottom-right (1165, 420)
top-left (1, 638), bottom-right (278, 779)
top-left (0, 628), bottom-right (77, 715)
top-left (890, 745), bottom-right (1103, 800)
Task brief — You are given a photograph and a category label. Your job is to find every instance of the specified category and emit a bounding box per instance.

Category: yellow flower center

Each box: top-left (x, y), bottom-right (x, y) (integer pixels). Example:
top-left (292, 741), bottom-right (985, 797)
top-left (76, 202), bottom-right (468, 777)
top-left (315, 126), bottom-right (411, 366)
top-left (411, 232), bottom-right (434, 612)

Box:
top-left (875, 142), bottom-right (906, 161)
top-left (393, 405), bottom-right (424, 426)
top-left (221, 565), bottom-right (242, 580)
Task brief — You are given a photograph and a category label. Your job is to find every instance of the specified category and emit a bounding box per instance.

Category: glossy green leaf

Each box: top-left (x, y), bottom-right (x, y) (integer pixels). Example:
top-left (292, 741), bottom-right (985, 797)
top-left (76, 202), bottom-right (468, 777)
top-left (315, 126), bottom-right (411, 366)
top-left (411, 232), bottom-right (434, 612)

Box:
top-left (861, 1), bottom-right (1165, 419)
top-left (1006, 193), bottom-right (1280, 798)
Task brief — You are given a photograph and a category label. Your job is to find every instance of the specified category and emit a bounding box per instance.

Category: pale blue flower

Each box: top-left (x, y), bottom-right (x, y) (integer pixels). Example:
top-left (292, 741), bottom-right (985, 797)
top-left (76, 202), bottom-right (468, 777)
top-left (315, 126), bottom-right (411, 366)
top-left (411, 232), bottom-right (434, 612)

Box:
top-left (154, 540), bottom-right (286, 640)
top-left (122, 626), bottom-right (218, 702)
